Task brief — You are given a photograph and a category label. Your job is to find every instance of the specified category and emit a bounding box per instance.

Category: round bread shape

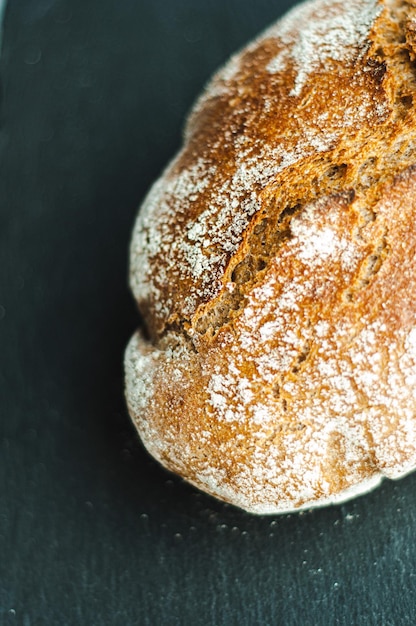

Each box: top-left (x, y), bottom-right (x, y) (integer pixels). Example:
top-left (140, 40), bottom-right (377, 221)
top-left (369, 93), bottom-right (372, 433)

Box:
top-left (125, 0), bottom-right (416, 514)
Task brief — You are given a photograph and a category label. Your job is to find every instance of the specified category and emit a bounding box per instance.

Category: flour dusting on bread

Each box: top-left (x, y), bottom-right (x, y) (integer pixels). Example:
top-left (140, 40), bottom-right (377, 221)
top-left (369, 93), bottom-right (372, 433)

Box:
top-left (265, 0), bottom-right (382, 95)
top-left (126, 0), bottom-right (416, 514)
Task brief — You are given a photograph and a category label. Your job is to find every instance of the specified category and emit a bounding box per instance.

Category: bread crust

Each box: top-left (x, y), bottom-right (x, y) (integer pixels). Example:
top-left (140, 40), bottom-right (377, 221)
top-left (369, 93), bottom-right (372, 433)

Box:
top-left (126, 0), bottom-right (416, 513)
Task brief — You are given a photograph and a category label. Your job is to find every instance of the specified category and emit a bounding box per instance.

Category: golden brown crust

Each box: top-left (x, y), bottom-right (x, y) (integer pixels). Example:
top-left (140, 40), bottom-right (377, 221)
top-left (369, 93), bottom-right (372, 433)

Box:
top-left (126, 0), bottom-right (416, 513)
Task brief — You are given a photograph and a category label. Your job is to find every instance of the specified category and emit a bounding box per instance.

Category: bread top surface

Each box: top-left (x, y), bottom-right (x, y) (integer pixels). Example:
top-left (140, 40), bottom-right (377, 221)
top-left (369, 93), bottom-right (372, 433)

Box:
top-left (126, 0), bottom-right (416, 513)
top-left (131, 0), bottom-right (416, 343)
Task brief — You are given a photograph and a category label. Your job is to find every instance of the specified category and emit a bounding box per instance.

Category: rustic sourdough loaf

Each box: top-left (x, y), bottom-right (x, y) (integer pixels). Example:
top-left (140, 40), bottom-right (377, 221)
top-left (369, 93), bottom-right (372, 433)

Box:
top-left (125, 0), bottom-right (416, 514)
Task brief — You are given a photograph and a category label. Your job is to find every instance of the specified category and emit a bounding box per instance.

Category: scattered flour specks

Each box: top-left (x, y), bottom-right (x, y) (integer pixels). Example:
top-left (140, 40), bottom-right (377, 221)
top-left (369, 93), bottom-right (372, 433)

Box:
top-left (290, 200), bottom-right (360, 270)
top-left (265, 0), bottom-right (382, 96)
top-left (125, 334), bottom-right (156, 415)
top-left (405, 327), bottom-right (416, 362)
top-left (207, 370), bottom-right (255, 422)
top-left (294, 225), bottom-right (342, 262)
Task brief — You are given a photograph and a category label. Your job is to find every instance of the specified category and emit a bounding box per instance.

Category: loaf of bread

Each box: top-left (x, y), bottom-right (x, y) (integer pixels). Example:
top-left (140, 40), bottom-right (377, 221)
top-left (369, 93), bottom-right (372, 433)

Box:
top-left (125, 0), bottom-right (416, 514)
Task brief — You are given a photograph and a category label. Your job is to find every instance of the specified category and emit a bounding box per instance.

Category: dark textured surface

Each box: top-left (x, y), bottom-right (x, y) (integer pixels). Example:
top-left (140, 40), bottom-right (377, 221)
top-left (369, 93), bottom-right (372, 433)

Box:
top-left (1, 1), bottom-right (416, 624)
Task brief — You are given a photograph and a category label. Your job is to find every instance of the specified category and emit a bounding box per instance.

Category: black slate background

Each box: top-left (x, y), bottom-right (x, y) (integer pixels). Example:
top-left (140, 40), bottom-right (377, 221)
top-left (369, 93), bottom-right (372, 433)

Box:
top-left (1, 1), bottom-right (416, 624)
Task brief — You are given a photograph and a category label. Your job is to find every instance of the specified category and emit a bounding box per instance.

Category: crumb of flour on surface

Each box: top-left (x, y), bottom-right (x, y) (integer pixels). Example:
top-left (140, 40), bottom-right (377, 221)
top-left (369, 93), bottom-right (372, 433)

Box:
top-left (264, 0), bottom-right (382, 96)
